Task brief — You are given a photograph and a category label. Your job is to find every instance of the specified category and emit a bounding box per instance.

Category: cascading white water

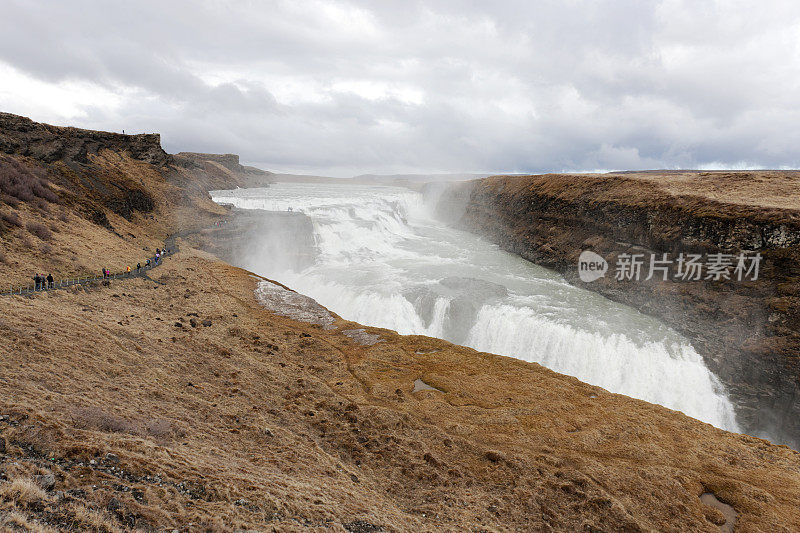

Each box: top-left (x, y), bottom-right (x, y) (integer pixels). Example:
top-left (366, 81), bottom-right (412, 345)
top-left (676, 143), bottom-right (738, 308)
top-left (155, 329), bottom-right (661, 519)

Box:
top-left (212, 183), bottom-right (740, 432)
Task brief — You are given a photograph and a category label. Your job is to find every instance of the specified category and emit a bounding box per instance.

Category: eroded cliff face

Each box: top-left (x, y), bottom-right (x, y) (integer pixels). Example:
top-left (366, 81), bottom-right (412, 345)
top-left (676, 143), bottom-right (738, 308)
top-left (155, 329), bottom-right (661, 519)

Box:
top-left (0, 112), bottom-right (168, 167)
top-left (0, 113), bottom-right (233, 287)
top-left (3, 117), bottom-right (800, 531)
top-left (173, 151), bottom-right (273, 189)
top-left (442, 172), bottom-right (800, 447)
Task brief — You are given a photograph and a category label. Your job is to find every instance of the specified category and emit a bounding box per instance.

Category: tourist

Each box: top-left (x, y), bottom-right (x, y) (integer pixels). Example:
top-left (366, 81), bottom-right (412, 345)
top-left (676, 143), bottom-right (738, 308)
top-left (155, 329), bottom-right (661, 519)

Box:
top-left (33, 273), bottom-right (40, 291)
top-left (126, 265), bottom-right (131, 276)
top-left (137, 262), bottom-right (141, 272)
top-left (47, 273), bottom-right (54, 289)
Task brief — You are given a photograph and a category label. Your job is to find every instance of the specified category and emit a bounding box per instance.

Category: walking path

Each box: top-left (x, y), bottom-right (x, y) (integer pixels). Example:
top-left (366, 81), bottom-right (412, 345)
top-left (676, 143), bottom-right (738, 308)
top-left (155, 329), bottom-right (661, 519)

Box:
top-left (1, 231), bottom-right (184, 297)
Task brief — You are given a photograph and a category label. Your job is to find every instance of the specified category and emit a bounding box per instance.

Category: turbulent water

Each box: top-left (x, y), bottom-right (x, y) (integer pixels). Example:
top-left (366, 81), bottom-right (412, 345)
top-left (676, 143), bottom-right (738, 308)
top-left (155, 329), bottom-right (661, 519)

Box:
top-left (212, 183), bottom-right (740, 431)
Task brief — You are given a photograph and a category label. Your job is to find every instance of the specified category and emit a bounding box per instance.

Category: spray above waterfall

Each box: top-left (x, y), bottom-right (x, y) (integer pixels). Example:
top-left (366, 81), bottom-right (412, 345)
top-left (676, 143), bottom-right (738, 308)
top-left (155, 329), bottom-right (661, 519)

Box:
top-left (212, 183), bottom-right (740, 432)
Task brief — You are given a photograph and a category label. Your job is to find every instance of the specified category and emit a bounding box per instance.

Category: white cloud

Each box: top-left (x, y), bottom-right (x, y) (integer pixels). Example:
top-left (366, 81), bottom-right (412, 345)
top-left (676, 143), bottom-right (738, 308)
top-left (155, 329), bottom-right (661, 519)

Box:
top-left (1, 0), bottom-right (799, 176)
top-left (0, 62), bottom-right (125, 122)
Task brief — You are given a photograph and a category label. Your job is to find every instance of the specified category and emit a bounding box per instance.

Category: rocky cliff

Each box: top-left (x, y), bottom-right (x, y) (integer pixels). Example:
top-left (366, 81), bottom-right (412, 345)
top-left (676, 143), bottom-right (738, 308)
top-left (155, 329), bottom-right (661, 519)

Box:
top-left (3, 117), bottom-right (800, 531)
top-left (440, 172), bottom-right (800, 447)
top-left (173, 151), bottom-right (273, 189)
top-left (0, 112), bottom-right (169, 167)
top-left (0, 113), bottom-right (231, 287)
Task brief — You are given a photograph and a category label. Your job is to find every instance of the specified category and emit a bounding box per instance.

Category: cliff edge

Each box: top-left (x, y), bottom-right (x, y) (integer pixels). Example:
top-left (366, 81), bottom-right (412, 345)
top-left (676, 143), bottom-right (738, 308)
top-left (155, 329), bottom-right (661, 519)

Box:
top-left (1, 116), bottom-right (800, 531)
top-left (442, 171), bottom-right (800, 447)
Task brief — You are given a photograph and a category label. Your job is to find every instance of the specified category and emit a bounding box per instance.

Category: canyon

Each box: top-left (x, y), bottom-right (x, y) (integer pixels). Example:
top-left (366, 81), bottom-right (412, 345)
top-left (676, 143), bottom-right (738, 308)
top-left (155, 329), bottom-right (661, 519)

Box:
top-left (0, 113), bottom-right (799, 530)
top-left (439, 172), bottom-right (800, 448)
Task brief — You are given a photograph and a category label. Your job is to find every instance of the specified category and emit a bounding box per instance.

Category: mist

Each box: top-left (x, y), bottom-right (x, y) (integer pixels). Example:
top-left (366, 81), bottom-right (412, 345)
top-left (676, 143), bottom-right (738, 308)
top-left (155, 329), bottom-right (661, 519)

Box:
top-left (210, 182), bottom-right (740, 432)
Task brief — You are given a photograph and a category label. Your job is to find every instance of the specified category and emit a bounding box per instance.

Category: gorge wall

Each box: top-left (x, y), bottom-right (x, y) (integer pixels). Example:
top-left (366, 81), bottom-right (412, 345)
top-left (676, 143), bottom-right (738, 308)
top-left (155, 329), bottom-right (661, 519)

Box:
top-left (3, 115), bottom-right (800, 530)
top-left (439, 172), bottom-right (800, 447)
top-left (173, 151), bottom-right (273, 189)
top-left (0, 112), bottom-right (262, 287)
top-left (0, 112), bottom-right (168, 167)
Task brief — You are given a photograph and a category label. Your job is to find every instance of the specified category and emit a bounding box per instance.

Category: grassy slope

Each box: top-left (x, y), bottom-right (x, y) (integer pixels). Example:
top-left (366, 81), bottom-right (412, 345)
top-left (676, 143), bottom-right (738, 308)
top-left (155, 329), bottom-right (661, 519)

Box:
top-left (0, 144), bottom-right (799, 530)
top-left (1, 249), bottom-right (800, 531)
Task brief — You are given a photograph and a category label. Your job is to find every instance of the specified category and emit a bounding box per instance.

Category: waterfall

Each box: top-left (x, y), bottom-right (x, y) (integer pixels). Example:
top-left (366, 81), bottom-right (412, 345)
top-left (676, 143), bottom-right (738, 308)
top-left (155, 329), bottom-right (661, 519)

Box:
top-left (212, 183), bottom-right (740, 432)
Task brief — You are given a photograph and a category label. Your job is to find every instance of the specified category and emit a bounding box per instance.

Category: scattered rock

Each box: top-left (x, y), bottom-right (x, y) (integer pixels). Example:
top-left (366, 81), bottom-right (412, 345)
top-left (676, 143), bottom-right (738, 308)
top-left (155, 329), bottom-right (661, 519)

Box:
top-left (0, 437), bottom-right (5, 453)
top-left (254, 281), bottom-right (335, 329)
top-left (107, 497), bottom-right (122, 512)
top-left (342, 329), bottom-right (382, 346)
top-left (343, 520), bottom-right (384, 532)
top-left (174, 322), bottom-right (183, 328)
top-left (202, 319), bottom-right (212, 327)
top-left (105, 453), bottom-right (119, 464)
top-left (485, 450), bottom-right (505, 463)
top-left (413, 378), bottom-right (442, 393)
top-left (189, 318), bottom-right (198, 328)
top-left (34, 472), bottom-right (56, 491)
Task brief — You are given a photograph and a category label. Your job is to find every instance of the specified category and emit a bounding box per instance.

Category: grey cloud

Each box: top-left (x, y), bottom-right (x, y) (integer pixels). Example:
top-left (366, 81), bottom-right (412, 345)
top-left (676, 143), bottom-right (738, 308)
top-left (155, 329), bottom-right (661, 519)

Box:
top-left (1, 0), bottom-right (799, 176)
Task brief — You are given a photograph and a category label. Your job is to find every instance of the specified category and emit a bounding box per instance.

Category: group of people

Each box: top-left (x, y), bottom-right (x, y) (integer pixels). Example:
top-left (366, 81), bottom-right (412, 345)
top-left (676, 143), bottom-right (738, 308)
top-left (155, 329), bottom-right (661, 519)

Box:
top-left (31, 246), bottom-right (172, 292)
top-left (33, 273), bottom-right (54, 290)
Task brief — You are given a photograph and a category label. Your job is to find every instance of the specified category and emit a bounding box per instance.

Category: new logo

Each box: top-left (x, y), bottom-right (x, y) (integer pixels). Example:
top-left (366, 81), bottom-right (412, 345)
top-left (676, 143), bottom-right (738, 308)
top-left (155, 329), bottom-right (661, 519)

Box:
top-left (578, 250), bottom-right (608, 282)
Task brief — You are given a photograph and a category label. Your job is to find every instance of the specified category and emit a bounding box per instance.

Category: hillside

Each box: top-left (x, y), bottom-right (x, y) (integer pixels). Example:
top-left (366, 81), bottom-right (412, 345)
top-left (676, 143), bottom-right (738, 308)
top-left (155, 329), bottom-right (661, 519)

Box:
top-left (173, 152), bottom-right (273, 189)
top-left (0, 113), bottom-right (260, 290)
top-left (1, 114), bottom-right (800, 531)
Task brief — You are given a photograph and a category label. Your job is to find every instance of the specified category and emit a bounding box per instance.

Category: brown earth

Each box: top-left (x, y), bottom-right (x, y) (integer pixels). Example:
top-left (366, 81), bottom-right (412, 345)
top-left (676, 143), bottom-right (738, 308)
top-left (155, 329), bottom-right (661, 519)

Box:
top-left (439, 171), bottom-right (800, 448)
top-left (3, 243), bottom-right (800, 532)
top-left (1, 114), bottom-right (800, 531)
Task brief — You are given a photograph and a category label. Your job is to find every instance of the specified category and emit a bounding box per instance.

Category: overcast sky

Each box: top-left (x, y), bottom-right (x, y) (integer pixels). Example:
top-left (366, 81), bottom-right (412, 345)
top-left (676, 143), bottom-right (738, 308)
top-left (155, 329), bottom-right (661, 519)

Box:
top-left (1, 1), bottom-right (800, 177)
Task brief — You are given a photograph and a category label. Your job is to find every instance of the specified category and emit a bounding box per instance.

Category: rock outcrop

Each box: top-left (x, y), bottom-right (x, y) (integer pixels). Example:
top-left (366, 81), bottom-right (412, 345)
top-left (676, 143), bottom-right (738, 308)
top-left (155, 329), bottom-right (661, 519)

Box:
top-left (4, 116), bottom-right (800, 531)
top-left (0, 112), bottom-right (169, 167)
top-left (0, 113), bottom-right (267, 255)
top-left (173, 151), bottom-right (273, 189)
top-left (439, 172), bottom-right (800, 447)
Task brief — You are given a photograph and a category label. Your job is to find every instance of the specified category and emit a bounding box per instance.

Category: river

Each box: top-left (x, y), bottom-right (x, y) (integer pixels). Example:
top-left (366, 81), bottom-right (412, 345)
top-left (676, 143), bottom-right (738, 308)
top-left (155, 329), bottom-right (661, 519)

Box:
top-left (212, 182), bottom-right (739, 431)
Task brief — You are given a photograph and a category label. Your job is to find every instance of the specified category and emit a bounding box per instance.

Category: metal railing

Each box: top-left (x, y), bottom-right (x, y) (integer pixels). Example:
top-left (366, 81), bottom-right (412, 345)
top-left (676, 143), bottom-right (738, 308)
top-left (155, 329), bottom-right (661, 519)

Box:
top-left (1, 246), bottom-right (176, 297)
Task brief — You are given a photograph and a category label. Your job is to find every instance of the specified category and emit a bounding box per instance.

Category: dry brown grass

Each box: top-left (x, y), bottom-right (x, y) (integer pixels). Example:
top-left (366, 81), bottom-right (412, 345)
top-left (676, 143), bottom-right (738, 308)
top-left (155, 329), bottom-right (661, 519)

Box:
top-left (0, 510), bottom-right (57, 533)
top-left (0, 249), bottom-right (798, 531)
top-left (0, 478), bottom-right (50, 508)
top-left (485, 170), bottom-right (800, 219)
top-left (0, 150), bottom-right (224, 288)
top-left (2, 128), bottom-right (799, 529)
top-left (66, 504), bottom-right (124, 533)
